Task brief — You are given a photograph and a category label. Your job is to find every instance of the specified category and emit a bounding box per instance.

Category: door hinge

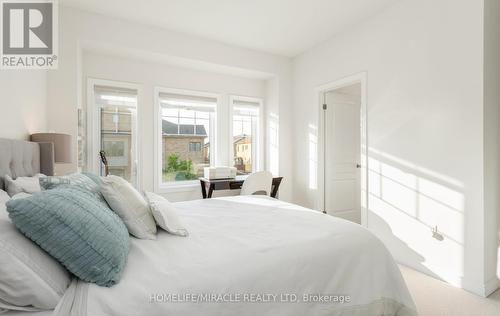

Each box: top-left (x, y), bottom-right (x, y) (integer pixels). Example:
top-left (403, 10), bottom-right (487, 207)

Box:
top-left (323, 103), bottom-right (327, 110)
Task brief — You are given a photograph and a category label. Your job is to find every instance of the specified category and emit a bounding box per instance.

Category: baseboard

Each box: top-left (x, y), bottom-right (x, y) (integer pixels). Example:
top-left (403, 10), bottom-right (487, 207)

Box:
top-left (397, 262), bottom-right (500, 297)
top-left (464, 276), bottom-right (500, 297)
top-left (484, 277), bottom-right (500, 297)
top-left (330, 210), bottom-right (361, 224)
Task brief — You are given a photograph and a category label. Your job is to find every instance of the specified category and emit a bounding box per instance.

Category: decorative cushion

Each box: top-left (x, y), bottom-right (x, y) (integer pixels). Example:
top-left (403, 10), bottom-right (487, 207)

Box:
top-left (39, 173), bottom-right (106, 204)
top-left (0, 196), bottom-right (71, 311)
top-left (6, 186), bottom-right (130, 287)
top-left (4, 174), bottom-right (44, 197)
top-left (101, 176), bottom-right (157, 240)
top-left (145, 192), bottom-right (189, 237)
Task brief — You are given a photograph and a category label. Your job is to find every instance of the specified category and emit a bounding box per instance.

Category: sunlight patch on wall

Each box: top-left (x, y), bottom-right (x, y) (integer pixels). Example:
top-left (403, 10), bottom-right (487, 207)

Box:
top-left (368, 147), bottom-right (465, 285)
top-left (308, 124), bottom-right (318, 190)
top-left (369, 148), bottom-right (464, 188)
top-left (268, 112), bottom-right (279, 176)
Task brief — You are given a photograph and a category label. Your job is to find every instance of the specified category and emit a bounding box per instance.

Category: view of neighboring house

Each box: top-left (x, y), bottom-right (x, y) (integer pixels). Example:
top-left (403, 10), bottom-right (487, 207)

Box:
top-left (203, 135), bottom-right (253, 175)
top-left (100, 107), bottom-right (133, 181)
top-left (101, 111), bottom-right (253, 180)
top-left (162, 119), bottom-right (208, 179)
top-left (233, 135), bottom-right (252, 174)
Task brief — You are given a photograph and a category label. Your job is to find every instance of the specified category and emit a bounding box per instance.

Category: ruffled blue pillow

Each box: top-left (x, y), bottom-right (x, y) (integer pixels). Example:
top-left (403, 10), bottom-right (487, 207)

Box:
top-left (39, 173), bottom-right (106, 205)
top-left (6, 186), bottom-right (129, 287)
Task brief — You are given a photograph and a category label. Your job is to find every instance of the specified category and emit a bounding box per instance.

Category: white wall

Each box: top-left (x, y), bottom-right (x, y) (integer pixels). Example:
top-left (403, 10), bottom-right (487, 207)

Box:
top-left (484, 0), bottom-right (500, 292)
top-left (0, 71), bottom-right (47, 140)
top-left (47, 6), bottom-right (293, 200)
top-left (292, 0), bottom-right (492, 296)
top-left (82, 51), bottom-right (267, 201)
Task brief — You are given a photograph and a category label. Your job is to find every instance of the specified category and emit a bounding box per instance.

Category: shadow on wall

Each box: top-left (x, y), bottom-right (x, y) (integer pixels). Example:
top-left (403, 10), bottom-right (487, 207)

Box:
top-left (367, 147), bottom-right (466, 287)
top-left (369, 211), bottom-right (441, 280)
top-left (303, 107), bottom-right (472, 288)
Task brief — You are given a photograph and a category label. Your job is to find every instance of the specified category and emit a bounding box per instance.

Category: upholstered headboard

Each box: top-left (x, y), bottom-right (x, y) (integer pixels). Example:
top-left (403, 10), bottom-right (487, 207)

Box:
top-left (0, 138), bottom-right (55, 190)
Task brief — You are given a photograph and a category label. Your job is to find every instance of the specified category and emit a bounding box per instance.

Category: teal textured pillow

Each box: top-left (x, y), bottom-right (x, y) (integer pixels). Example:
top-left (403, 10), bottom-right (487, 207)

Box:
top-left (6, 186), bottom-right (130, 287)
top-left (39, 173), bottom-right (106, 204)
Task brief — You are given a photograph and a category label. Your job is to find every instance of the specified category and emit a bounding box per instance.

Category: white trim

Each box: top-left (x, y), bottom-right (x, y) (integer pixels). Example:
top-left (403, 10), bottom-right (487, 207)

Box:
top-left (316, 72), bottom-right (368, 227)
top-left (156, 86), bottom-right (220, 100)
top-left (483, 276), bottom-right (500, 297)
top-left (154, 86), bottom-right (219, 193)
top-left (157, 182), bottom-right (200, 194)
top-left (228, 95), bottom-right (265, 173)
top-left (86, 78), bottom-right (142, 190)
top-left (154, 86), bottom-right (161, 193)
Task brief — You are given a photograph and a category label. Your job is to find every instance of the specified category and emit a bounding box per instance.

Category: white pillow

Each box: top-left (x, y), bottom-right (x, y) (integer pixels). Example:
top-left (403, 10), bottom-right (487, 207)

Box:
top-left (0, 205), bottom-right (71, 311)
top-left (101, 175), bottom-right (157, 239)
top-left (0, 191), bottom-right (10, 221)
top-left (4, 174), bottom-right (44, 197)
top-left (145, 192), bottom-right (189, 237)
top-left (11, 192), bottom-right (32, 200)
top-left (0, 190), bottom-right (9, 205)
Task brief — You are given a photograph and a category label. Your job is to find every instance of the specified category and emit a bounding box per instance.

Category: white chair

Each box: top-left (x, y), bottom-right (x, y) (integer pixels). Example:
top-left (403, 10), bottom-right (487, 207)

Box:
top-left (240, 171), bottom-right (273, 196)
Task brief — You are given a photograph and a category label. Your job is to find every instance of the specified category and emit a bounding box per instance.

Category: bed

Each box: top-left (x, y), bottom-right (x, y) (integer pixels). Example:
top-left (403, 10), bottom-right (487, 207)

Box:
top-left (0, 139), bottom-right (417, 316)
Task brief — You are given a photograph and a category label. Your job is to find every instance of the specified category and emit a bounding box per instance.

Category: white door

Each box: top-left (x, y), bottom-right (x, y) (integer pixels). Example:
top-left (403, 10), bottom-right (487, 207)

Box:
top-left (324, 88), bottom-right (361, 223)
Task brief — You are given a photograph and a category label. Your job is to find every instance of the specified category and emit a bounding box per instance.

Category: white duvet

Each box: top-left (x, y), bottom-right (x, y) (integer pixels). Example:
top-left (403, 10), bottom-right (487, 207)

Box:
top-left (55, 196), bottom-right (417, 316)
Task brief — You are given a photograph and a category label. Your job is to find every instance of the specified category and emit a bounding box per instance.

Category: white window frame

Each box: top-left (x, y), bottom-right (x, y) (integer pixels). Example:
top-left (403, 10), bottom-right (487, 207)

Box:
top-left (86, 78), bottom-right (142, 190)
top-left (229, 95), bottom-right (264, 173)
top-left (154, 86), bottom-right (219, 193)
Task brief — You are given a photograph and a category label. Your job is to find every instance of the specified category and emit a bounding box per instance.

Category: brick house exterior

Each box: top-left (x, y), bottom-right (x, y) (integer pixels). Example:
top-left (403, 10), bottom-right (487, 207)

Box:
top-left (162, 120), bottom-right (208, 177)
top-left (100, 111), bottom-right (211, 181)
top-left (162, 135), bottom-right (206, 163)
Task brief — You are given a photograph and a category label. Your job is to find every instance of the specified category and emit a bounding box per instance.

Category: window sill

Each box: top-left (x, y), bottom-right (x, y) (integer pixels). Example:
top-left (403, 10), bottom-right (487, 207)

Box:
top-left (156, 181), bottom-right (200, 193)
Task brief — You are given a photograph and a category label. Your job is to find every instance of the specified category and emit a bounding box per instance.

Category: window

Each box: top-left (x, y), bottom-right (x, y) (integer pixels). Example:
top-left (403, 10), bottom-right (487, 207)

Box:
top-left (92, 84), bottom-right (138, 185)
top-left (157, 90), bottom-right (216, 184)
top-left (189, 142), bottom-right (201, 152)
top-left (231, 97), bottom-right (261, 175)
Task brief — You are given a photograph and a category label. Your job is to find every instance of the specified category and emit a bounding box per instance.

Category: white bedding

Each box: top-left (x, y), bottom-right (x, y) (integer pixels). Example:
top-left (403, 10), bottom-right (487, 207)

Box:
top-left (0, 311), bottom-right (52, 316)
top-left (55, 196), bottom-right (417, 316)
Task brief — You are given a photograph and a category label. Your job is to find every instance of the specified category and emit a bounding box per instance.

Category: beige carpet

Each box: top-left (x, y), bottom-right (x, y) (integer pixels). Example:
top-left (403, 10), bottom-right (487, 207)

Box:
top-left (400, 265), bottom-right (500, 316)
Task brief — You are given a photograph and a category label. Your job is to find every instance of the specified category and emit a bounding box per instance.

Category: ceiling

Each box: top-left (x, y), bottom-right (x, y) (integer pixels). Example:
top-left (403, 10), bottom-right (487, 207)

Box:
top-left (61, 0), bottom-right (397, 57)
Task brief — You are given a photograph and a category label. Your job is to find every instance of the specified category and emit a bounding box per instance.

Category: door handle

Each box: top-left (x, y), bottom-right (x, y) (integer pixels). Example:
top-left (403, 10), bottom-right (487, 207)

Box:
top-left (356, 164), bottom-right (361, 169)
